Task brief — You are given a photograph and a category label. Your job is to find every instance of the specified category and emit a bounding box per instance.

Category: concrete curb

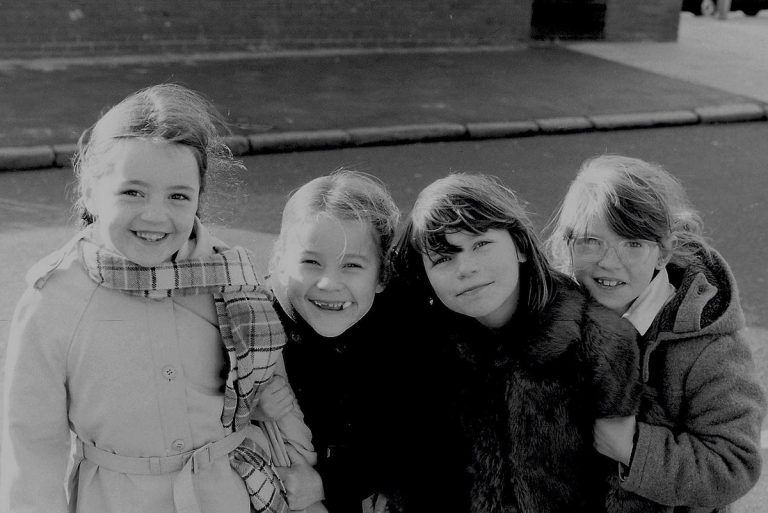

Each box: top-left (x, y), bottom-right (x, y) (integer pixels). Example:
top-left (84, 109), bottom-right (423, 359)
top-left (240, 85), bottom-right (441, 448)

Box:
top-left (2, 101), bottom-right (767, 171)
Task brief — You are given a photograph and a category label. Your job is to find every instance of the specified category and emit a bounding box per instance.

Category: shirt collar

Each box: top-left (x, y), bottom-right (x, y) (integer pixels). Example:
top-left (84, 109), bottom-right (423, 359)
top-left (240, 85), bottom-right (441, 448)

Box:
top-left (622, 267), bottom-right (676, 335)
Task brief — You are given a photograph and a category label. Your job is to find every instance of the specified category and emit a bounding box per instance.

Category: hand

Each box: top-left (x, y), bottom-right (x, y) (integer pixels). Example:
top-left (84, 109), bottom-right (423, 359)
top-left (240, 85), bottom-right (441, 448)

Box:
top-left (593, 416), bottom-right (636, 466)
top-left (362, 493), bottom-right (390, 513)
top-left (255, 375), bottom-right (295, 421)
top-left (276, 445), bottom-right (325, 510)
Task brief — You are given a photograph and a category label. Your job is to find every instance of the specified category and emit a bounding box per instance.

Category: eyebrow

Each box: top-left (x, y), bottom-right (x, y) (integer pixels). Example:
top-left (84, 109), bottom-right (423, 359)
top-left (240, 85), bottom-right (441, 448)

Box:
top-left (120, 180), bottom-right (197, 193)
top-left (302, 250), bottom-right (374, 263)
top-left (342, 253), bottom-right (373, 262)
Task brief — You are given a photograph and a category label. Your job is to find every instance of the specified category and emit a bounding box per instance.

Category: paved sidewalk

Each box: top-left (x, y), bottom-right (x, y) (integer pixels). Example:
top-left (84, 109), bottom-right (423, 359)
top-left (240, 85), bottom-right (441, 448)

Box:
top-left (0, 40), bottom-right (765, 171)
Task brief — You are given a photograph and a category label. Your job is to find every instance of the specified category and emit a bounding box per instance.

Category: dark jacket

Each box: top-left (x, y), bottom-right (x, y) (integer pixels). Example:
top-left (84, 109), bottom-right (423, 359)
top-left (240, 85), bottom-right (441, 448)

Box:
top-left (386, 277), bottom-right (642, 513)
top-left (610, 248), bottom-right (766, 513)
top-left (277, 299), bottom-right (395, 513)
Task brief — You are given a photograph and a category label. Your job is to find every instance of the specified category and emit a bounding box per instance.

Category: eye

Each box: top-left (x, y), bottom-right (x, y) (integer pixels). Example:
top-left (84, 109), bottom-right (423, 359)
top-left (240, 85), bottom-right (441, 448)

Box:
top-left (300, 259), bottom-right (321, 266)
top-left (342, 262), bottom-right (364, 269)
top-left (431, 255), bottom-right (451, 266)
top-left (474, 240), bottom-right (491, 250)
top-left (170, 193), bottom-right (191, 201)
top-left (582, 237), bottom-right (602, 247)
top-left (121, 189), bottom-right (143, 198)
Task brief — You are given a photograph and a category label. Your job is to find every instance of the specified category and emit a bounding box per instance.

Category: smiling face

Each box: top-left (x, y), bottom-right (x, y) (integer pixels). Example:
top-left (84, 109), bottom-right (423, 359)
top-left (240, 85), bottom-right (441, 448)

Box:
top-left (422, 229), bottom-right (526, 329)
top-left (85, 139), bottom-right (200, 267)
top-left (572, 217), bottom-right (665, 314)
top-left (275, 215), bottom-right (384, 337)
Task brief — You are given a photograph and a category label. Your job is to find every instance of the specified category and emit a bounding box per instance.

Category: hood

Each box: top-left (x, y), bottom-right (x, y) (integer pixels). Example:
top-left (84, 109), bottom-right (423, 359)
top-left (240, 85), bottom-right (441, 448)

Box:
top-left (654, 246), bottom-right (745, 341)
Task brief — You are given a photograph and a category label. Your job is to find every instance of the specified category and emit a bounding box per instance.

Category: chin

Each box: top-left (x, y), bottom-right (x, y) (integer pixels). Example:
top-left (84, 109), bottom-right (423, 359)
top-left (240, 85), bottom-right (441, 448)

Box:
top-left (594, 296), bottom-right (629, 315)
top-left (312, 323), bottom-right (353, 338)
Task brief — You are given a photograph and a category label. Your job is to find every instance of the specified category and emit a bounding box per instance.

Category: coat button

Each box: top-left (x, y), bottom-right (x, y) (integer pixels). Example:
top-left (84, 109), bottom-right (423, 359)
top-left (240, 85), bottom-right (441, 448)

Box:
top-left (162, 365), bottom-right (177, 381)
top-left (172, 439), bottom-right (185, 451)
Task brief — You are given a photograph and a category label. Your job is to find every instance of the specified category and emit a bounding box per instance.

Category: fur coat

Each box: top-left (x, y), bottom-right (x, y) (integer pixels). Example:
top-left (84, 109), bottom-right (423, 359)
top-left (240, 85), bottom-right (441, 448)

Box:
top-left (446, 277), bottom-right (642, 513)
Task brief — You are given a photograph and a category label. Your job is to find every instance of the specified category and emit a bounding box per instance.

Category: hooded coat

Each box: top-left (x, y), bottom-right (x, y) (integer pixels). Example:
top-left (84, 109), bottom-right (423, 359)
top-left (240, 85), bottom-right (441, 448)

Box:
top-left (609, 248), bottom-right (766, 513)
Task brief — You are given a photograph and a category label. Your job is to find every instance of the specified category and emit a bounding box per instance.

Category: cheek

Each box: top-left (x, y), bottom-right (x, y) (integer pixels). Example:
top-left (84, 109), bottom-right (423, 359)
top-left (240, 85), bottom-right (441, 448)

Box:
top-left (180, 203), bottom-right (200, 224)
top-left (426, 274), bottom-right (450, 300)
top-left (355, 273), bottom-right (381, 303)
top-left (631, 257), bottom-right (659, 283)
top-left (573, 265), bottom-right (591, 277)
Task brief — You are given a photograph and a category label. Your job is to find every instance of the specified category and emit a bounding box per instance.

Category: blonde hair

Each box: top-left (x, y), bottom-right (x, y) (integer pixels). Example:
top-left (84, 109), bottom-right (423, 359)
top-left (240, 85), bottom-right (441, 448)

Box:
top-left (392, 173), bottom-right (556, 315)
top-left (546, 154), bottom-right (708, 273)
top-left (269, 169), bottom-right (400, 284)
top-left (73, 83), bottom-right (241, 227)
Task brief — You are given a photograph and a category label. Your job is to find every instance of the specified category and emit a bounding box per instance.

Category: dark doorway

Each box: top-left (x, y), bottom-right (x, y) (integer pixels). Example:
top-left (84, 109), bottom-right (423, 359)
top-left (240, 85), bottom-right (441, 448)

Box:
top-left (530, 0), bottom-right (607, 40)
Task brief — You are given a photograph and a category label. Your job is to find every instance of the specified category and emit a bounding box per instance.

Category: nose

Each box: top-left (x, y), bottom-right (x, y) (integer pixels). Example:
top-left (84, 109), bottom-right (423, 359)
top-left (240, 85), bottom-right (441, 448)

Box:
top-left (140, 198), bottom-right (168, 223)
top-left (456, 253), bottom-right (479, 278)
top-left (597, 244), bottom-right (623, 268)
top-left (316, 272), bottom-right (342, 291)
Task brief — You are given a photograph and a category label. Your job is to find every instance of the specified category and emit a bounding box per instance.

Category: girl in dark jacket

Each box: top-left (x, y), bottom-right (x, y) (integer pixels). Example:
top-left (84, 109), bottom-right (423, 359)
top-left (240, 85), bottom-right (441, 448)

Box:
top-left (547, 154), bottom-right (766, 512)
top-left (388, 172), bottom-right (642, 513)
top-left (264, 169), bottom-right (401, 513)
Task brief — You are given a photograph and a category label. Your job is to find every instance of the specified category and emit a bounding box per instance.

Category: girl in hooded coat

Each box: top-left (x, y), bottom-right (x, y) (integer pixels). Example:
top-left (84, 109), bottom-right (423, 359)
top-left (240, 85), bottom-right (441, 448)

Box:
top-left (547, 154), bottom-right (766, 512)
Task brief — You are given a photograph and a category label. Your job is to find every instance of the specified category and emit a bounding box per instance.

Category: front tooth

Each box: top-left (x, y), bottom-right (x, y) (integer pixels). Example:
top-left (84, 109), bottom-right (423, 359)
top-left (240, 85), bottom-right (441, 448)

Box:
top-left (137, 231), bottom-right (164, 241)
top-left (342, 302), bottom-right (352, 309)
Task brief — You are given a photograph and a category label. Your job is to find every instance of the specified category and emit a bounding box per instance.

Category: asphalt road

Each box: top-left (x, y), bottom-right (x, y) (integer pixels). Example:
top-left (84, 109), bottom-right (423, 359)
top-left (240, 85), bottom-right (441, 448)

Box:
top-left (1, 122), bottom-right (766, 510)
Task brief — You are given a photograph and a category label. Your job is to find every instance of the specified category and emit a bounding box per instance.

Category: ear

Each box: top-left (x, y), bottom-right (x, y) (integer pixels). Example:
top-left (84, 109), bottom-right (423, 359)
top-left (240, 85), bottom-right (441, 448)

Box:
top-left (516, 247), bottom-right (528, 263)
top-left (375, 281), bottom-right (385, 294)
top-left (656, 252), bottom-right (671, 270)
top-left (655, 237), bottom-right (673, 270)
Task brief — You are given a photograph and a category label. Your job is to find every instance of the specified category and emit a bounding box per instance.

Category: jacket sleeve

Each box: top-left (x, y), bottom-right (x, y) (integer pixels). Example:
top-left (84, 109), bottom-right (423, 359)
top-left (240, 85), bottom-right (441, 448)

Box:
top-left (274, 354), bottom-right (317, 465)
top-left (1, 287), bottom-right (74, 513)
top-left (622, 332), bottom-right (766, 507)
top-left (582, 303), bottom-right (643, 417)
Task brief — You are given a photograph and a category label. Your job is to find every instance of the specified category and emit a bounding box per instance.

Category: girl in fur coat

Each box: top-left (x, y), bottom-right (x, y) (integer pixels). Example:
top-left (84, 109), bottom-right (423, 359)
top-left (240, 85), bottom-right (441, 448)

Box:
top-left (387, 173), bottom-right (643, 513)
top-left (547, 154), bottom-right (766, 513)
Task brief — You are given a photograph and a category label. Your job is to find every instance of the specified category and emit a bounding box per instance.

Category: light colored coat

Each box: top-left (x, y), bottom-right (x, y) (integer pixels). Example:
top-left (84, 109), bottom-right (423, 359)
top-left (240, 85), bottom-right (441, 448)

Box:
top-left (1, 234), bottom-right (253, 513)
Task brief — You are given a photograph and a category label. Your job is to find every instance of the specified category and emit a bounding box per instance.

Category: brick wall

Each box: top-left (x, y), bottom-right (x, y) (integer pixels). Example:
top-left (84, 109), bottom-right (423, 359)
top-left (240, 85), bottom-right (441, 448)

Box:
top-left (604, 0), bottom-right (683, 41)
top-left (1, 0), bottom-right (529, 58)
top-left (0, 0), bottom-right (680, 58)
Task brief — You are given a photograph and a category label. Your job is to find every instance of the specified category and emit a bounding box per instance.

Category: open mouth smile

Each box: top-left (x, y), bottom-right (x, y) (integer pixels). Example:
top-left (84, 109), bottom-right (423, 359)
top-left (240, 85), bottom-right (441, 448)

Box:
top-left (133, 231), bottom-right (168, 242)
top-left (310, 299), bottom-right (352, 311)
top-left (594, 278), bottom-right (626, 288)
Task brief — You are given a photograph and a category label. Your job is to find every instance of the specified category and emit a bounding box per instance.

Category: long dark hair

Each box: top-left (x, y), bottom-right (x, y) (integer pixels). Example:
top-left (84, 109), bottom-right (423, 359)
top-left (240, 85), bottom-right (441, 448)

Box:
top-left (392, 173), bottom-right (557, 317)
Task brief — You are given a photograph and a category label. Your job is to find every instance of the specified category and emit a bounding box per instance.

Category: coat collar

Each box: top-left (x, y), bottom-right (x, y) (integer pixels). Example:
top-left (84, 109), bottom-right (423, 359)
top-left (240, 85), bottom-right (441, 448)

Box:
top-left (623, 267), bottom-right (676, 336)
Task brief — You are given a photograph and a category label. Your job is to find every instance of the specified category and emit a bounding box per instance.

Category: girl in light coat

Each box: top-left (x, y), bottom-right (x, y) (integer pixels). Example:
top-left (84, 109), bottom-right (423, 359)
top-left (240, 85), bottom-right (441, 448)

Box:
top-left (1, 84), bottom-right (311, 513)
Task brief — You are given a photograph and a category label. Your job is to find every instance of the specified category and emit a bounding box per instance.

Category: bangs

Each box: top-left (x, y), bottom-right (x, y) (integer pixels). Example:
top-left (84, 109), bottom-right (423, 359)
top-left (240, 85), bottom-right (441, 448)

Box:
top-left (604, 192), bottom-right (667, 242)
top-left (410, 195), bottom-right (503, 255)
top-left (562, 170), bottom-right (668, 243)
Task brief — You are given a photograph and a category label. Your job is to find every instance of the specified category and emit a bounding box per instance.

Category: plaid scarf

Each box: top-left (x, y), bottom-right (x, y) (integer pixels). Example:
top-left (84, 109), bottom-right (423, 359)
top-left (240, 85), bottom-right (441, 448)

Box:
top-left (78, 227), bottom-right (288, 513)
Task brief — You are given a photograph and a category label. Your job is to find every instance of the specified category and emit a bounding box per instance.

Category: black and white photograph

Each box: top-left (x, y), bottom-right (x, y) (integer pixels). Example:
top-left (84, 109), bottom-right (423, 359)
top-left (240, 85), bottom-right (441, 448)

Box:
top-left (0, 1), bottom-right (766, 512)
